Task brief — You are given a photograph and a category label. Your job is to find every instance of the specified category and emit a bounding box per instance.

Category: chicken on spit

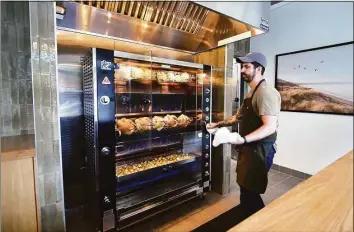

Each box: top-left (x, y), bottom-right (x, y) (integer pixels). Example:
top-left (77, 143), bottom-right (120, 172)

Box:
top-left (177, 114), bottom-right (192, 128)
top-left (163, 114), bottom-right (178, 128)
top-left (135, 117), bottom-right (152, 132)
top-left (116, 118), bottom-right (135, 135)
top-left (152, 116), bottom-right (165, 131)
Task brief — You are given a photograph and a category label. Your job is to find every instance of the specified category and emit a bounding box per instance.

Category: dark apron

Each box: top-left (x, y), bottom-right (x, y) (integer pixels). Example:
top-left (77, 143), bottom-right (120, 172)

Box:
top-left (236, 79), bottom-right (277, 194)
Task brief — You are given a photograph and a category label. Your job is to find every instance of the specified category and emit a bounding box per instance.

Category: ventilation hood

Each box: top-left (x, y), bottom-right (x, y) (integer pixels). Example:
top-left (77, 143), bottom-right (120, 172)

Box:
top-left (56, 1), bottom-right (265, 53)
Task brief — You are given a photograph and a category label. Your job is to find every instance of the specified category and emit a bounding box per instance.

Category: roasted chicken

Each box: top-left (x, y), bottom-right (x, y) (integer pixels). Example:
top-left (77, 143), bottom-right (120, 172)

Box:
top-left (177, 114), bottom-right (192, 127)
top-left (152, 116), bottom-right (165, 131)
top-left (135, 117), bottom-right (152, 132)
top-left (164, 114), bottom-right (178, 128)
top-left (116, 118), bottom-right (135, 135)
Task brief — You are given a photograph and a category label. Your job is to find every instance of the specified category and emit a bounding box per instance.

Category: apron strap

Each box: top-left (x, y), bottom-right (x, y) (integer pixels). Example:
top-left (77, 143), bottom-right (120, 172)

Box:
top-left (251, 79), bottom-right (266, 99)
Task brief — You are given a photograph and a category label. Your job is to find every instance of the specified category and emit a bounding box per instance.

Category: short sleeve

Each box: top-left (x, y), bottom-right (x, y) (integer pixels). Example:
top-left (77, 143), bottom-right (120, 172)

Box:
top-left (254, 87), bottom-right (281, 116)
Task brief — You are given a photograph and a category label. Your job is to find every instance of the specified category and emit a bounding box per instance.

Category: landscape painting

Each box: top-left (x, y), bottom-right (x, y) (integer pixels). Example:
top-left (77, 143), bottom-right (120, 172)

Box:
top-left (275, 41), bottom-right (353, 115)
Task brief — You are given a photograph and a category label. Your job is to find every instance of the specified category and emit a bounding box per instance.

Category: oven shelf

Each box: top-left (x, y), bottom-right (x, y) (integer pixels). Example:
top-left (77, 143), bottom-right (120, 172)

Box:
top-left (115, 91), bottom-right (189, 95)
top-left (116, 154), bottom-right (199, 183)
top-left (115, 141), bottom-right (182, 159)
top-left (116, 176), bottom-right (201, 221)
top-left (116, 125), bottom-right (200, 142)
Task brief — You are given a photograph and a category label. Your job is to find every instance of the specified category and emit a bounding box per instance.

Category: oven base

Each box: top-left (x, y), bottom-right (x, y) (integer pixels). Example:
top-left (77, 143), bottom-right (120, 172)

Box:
top-left (117, 188), bottom-right (205, 231)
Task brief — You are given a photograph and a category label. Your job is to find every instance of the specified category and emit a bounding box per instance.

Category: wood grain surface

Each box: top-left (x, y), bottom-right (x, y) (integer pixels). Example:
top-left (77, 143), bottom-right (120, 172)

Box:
top-left (1, 157), bottom-right (38, 232)
top-left (229, 150), bottom-right (353, 232)
top-left (1, 149), bottom-right (36, 162)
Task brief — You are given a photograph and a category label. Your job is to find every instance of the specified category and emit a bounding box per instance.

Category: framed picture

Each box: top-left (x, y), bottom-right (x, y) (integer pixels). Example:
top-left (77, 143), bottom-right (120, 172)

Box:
top-left (275, 41), bottom-right (353, 116)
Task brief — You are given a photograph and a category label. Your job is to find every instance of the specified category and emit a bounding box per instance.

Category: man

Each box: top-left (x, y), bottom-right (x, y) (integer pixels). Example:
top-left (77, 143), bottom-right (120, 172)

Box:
top-left (206, 52), bottom-right (281, 219)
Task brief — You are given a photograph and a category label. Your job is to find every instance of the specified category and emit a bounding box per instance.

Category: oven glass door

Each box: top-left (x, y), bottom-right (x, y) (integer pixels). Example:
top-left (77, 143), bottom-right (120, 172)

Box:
top-left (114, 51), bottom-right (204, 215)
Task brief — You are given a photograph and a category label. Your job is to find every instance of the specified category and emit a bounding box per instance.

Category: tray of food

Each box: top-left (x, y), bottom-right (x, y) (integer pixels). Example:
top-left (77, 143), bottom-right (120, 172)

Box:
top-left (116, 152), bottom-right (200, 182)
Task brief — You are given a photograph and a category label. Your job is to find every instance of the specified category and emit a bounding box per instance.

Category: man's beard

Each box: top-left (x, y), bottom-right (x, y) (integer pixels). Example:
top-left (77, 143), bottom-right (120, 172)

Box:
top-left (241, 71), bottom-right (256, 83)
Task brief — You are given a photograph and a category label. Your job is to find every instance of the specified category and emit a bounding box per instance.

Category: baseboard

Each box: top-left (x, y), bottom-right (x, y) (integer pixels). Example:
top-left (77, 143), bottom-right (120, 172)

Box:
top-left (271, 164), bottom-right (312, 180)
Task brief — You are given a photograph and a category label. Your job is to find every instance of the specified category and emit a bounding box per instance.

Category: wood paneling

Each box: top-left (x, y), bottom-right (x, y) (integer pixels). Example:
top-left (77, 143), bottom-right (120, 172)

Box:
top-left (229, 150), bottom-right (353, 232)
top-left (1, 156), bottom-right (38, 232)
top-left (1, 149), bottom-right (36, 162)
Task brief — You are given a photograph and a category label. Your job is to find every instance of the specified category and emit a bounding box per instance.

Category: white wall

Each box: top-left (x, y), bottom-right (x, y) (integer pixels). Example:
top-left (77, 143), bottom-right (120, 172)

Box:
top-left (251, 2), bottom-right (353, 175)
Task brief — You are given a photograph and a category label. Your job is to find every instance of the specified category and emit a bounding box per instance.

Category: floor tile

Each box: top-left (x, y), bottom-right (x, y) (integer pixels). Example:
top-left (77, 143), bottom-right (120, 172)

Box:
top-left (268, 169), bottom-right (278, 178)
top-left (262, 187), bottom-right (286, 205)
top-left (273, 176), bottom-right (303, 192)
top-left (267, 177), bottom-right (280, 188)
top-left (269, 172), bottom-right (290, 183)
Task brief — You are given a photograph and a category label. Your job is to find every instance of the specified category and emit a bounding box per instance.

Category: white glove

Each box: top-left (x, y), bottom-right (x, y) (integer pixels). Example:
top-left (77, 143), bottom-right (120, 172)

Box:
top-left (212, 127), bottom-right (244, 147)
top-left (206, 124), bottom-right (219, 135)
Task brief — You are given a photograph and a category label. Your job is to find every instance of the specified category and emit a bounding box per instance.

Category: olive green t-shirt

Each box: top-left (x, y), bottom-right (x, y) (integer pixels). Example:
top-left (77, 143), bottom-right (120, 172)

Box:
top-left (237, 80), bottom-right (281, 120)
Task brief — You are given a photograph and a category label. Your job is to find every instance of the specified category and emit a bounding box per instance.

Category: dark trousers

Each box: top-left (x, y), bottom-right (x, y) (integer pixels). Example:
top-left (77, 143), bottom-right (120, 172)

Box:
top-left (239, 144), bottom-right (276, 218)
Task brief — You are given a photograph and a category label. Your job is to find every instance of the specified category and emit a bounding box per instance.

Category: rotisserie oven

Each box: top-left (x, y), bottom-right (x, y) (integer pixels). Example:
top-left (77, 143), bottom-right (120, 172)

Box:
top-left (83, 49), bottom-right (212, 231)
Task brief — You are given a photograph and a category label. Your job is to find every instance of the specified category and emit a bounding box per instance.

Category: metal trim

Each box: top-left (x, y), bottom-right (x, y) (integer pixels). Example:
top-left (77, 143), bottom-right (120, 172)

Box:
top-left (92, 48), bottom-right (100, 191)
top-left (56, 27), bottom-right (195, 55)
top-left (114, 50), bottom-right (203, 69)
top-left (209, 66), bottom-right (213, 183)
top-left (120, 186), bottom-right (200, 220)
top-left (234, 59), bottom-right (241, 132)
top-left (53, 2), bottom-right (67, 228)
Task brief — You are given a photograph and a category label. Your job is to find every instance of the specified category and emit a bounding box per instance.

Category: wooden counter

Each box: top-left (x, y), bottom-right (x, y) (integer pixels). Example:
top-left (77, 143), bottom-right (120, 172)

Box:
top-left (1, 148), bottom-right (39, 232)
top-left (229, 150), bottom-right (353, 232)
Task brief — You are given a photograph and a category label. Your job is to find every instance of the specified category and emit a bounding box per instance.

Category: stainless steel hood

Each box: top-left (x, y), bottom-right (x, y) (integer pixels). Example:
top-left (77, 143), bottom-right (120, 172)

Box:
top-left (56, 1), bottom-right (264, 53)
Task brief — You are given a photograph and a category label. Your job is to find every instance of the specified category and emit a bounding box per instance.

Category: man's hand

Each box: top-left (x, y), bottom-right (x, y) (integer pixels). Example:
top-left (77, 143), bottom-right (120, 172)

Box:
top-left (212, 127), bottom-right (245, 147)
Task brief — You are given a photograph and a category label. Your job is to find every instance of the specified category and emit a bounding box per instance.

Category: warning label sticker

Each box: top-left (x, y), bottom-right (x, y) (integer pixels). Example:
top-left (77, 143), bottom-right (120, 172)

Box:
top-left (102, 77), bottom-right (111, 85)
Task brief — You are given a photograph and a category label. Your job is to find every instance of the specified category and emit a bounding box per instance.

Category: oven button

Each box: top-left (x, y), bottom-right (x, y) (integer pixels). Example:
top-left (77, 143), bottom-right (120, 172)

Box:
top-left (205, 153), bottom-right (209, 158)
top-left (101, 147), bottom-right (110, 156)
top-left (205, 134), bottom-right (209, 139)
top-left (205, 163), bottom-right (209, 167)
top-left (205, 107), bottom-right (209, 112)
top-left (205, 88), bottom-right (210, 94)
top-left (205, 116), bottom-right (209, 121)
top-left (205, 171), bottom-right (209, 176)
top-left (205, 145), bottom-right (209, 149)
top-left (206, 98), bottom-right (209, 103)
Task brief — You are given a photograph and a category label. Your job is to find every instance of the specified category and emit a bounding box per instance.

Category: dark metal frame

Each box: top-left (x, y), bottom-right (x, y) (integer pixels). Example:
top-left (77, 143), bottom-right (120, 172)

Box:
top-left (275, 41), bottom-right (354, 116)
top-left (84, 48), bottom-right (212, 232)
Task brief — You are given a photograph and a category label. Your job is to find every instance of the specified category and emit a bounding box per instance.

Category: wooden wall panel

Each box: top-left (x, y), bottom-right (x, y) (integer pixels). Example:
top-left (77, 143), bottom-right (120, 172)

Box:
top-left (1, 157), bottom-right (38, 232)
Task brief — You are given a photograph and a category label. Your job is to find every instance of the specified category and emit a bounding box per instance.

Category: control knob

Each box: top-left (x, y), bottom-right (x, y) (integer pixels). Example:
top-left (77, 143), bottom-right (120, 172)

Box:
top-left (101, 147), bottom-right (110, 156)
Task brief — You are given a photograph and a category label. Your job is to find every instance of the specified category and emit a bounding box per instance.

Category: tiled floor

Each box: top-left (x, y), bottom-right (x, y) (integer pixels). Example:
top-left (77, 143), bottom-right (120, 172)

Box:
top-left (231, 160), bottom-right (303, 205)
top-left (121, 160), bottom-right (304, 232)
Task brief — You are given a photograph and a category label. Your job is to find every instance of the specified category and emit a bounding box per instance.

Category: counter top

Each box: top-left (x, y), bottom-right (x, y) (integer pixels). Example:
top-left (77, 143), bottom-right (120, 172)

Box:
top-left (229, 150), bottom-right (353, 232)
